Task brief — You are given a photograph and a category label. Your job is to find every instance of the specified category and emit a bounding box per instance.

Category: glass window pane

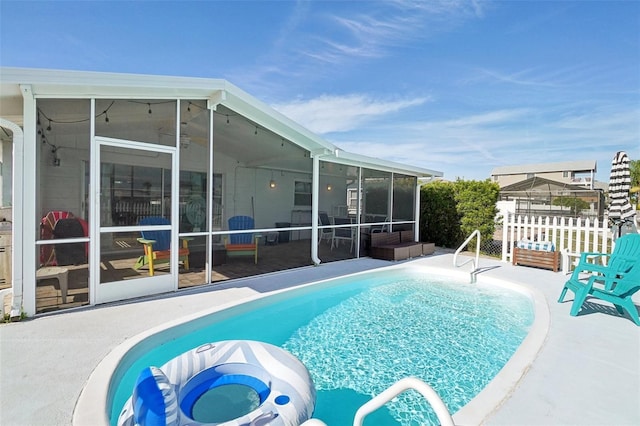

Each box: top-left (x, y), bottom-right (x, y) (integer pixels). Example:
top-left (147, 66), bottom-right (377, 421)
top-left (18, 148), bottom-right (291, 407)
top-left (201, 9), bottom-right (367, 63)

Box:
top-left (96, 99), bottom-right (177, 147)
top-left (178, 235), bottom-right (208, 289)
top-left (35, 243), bottom-right (89, 313)
top-left (35, 99), bottom-right (91, 232)
top-left (180, 171), bottom-right (208, 232)
top-left (393, 174), bottom-right (416, 222)
top-left (100, 231), bottom-right (171, 283)
top-left (100, 148), bottom-right (172, 227)
top-left (179, 100), bottom-right (210, 233)
top-left (362, 168), bottom-right (391, 224)
top-left (319, 161), bottom-right (358, 219)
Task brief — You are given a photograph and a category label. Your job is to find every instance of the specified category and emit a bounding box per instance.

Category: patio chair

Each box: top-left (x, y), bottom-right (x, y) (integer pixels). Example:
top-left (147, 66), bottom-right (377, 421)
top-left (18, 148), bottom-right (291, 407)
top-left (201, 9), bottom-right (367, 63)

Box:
top-left (369, 215), bottom-right (389, 234)
top-left (52, 217), bottom-right (88, 266)
top-left (332, 217), bottom-right (354, 252)
top-left (225, 215), bottom-right (258, 264)
top-left (134, 217), bottom-right (190, 276)
top-left (564, 233), bottom-right (640, 290)
top-left (557, 256), bottom-right (640, 325)
top-left (40, 210), bottom-right (74, 266)
top-left (318, 211), bottom-right (333, 245)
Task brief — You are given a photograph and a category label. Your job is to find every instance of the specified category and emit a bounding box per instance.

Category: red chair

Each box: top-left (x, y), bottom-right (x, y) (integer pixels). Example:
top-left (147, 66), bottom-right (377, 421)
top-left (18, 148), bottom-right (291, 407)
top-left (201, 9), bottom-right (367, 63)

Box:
top-left (40, 211), bottom-right (74, 266)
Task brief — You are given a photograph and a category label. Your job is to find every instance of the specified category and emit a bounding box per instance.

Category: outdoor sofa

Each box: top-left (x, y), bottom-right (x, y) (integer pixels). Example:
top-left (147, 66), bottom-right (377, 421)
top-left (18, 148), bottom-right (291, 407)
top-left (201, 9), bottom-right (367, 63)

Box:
top-left (370, 230), bottom-right (432, 261)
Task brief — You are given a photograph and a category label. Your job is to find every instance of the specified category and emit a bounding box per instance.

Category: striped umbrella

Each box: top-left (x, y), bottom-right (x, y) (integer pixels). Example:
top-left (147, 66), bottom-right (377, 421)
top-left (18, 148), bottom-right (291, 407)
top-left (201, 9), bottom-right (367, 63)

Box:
top-left (608, 151), bottom-right (636, 238)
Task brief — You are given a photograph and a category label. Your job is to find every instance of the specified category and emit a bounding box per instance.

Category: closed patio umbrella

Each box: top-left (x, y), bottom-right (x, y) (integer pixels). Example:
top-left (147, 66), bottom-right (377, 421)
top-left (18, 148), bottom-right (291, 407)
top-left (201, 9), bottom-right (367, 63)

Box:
top-left (607, 151), bottom-right (637, 239)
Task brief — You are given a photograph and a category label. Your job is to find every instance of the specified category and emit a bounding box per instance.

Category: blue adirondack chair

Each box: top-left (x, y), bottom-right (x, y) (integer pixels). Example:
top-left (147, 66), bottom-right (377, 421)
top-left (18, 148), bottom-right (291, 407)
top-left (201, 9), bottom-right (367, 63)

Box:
top-left (134, 217), bottom-right (190, 276)
top-left (558, 233), bottom-right (640, 325)
top-left (225, 215), bottom-right (258, 264)
top-left (566, 233), bottom-right (640, 290)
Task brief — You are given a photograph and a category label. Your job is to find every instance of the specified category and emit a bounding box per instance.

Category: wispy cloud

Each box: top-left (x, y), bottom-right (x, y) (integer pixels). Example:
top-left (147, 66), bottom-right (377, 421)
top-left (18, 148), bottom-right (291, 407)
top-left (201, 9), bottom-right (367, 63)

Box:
top-left (303, 0), bottom-right (487, 64)
top-left (272, 94), bottom-right (430, 133)
top-left (323, 103), bottom-right (639, 181)
top-left (238, 0), bottom-right (488, 90)
top-left (473, 68), bottom-right (563, 88)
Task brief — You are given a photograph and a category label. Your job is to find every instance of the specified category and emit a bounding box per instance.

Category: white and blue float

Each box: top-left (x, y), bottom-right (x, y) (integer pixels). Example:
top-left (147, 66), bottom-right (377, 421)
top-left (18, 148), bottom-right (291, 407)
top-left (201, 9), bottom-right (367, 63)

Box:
top-left (118, 340), bottom-right (316, 426)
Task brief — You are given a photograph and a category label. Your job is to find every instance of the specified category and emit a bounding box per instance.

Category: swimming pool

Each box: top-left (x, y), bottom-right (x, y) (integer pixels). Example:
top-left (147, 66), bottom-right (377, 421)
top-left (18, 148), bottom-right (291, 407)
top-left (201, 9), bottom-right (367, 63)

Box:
top-left (105, 265), bottom-right (536, 425)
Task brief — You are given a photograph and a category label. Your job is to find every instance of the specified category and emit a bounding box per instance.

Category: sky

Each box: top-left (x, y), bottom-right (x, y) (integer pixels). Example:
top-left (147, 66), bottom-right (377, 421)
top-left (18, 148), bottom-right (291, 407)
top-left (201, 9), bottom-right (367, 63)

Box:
top-left (1, 0), bottom-right (638, 182)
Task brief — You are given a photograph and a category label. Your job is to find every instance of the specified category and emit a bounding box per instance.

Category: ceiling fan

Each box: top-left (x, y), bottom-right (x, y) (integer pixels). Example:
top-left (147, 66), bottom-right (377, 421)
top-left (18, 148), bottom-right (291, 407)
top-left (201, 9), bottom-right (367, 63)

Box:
top-left (158, 121), bottom-right (207, 149)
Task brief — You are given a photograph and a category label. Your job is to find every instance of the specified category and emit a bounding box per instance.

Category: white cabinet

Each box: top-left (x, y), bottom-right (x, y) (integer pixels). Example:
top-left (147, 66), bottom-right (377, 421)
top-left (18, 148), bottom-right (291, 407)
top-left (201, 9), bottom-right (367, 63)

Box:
top-left (291, 209), bottom-right (312, 240)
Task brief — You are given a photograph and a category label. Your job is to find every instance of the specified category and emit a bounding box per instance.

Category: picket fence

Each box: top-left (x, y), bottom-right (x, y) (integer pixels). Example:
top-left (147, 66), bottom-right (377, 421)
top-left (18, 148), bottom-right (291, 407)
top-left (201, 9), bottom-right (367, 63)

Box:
top-left (501, 214), bottom-right (611, 267)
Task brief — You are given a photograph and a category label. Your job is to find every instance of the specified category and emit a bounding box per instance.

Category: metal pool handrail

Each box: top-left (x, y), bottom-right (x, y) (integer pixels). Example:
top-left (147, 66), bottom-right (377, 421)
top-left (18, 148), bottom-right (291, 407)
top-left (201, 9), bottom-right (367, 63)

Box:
top-left (454, 229), bottom-right (481, 282)
top-left (300, 377), bottom-right (455, 426)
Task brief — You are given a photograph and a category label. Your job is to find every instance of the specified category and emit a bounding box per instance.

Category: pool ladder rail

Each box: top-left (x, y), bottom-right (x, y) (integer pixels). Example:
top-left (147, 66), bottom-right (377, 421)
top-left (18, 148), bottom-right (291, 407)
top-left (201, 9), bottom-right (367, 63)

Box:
top-left (300, 377), bottom-right (455, 426)
top-left (453, 229), bottom-right (481, 283)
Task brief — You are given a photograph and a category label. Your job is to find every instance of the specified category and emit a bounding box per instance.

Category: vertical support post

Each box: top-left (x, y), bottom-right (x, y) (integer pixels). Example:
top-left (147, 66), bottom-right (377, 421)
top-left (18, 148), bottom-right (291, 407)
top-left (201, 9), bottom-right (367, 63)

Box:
top-left (19, 85), bottom-right (36, 316)
top-left (89, 99), bottom-right (98, 305)
top-left (0, 116), bottom-right (25, 317)
top-left (311, 154), bottom-right (320, 265)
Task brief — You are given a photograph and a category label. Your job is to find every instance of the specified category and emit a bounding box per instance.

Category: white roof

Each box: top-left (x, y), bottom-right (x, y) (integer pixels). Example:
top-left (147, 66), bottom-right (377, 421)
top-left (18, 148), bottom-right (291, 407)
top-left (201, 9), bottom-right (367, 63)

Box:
top-left (0, 67), bottom-right (442, 178)
top-left (491, 160), bottom-right (597, 176)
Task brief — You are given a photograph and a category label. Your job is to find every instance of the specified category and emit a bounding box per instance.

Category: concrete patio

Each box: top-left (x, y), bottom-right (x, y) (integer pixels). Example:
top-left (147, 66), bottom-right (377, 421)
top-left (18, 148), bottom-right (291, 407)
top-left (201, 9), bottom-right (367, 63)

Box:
top-left (0, 252), bottom-right (638, 425)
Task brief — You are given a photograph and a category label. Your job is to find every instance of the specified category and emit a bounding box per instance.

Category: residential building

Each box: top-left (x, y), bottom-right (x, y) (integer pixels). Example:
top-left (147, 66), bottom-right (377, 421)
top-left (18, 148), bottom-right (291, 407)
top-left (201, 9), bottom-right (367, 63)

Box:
top-left (491, 160), bottom-right (597, 189)
top-left (498, 177), bottom-right (605, 220)
top-left (0, 68), bottom-right (442, 317)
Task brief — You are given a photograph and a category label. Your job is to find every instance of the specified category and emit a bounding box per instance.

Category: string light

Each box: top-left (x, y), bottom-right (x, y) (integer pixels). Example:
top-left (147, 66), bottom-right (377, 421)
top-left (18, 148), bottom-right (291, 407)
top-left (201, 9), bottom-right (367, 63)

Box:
top-left (35, 118), bottom-right (60, 166)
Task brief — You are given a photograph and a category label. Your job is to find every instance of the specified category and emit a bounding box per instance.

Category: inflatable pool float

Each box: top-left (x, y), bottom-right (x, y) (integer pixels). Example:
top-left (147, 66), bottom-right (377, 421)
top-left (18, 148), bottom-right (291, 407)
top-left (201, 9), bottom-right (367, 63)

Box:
top-left (117, 340), bottom-right (316, 426)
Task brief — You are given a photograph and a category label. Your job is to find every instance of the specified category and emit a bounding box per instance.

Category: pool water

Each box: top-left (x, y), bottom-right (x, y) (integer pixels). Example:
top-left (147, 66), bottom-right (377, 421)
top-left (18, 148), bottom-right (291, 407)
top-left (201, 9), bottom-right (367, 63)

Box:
top-left (110, 267), bottom-right (533, 425)
top-left (192, 384), bottom-right (260, 423)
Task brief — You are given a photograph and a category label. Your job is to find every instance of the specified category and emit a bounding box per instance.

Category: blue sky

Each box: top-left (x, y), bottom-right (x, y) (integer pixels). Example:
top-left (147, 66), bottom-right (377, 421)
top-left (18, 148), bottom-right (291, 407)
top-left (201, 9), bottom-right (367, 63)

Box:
top-left (1, 0), bottom-right (638, 182)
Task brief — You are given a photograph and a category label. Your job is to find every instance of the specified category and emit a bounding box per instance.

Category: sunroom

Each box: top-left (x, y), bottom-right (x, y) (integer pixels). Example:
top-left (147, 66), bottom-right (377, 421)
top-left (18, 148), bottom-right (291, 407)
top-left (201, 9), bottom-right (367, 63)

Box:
top-left (0, 68), bottom-right (442, 316)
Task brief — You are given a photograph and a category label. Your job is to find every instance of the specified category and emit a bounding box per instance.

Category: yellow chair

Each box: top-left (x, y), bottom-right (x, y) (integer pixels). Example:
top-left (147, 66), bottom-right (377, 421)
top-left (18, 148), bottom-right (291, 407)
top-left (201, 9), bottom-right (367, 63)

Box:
top-left (134, 217), bottom-right (190, 276)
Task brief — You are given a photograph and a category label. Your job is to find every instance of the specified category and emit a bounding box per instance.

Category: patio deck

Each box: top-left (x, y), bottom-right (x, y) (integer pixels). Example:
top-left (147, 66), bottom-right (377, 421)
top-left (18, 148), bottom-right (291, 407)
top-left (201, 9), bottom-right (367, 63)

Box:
top-left (0, 251), bottom-right (638, 425)
top-left (32, 238), bottom-right (355, 314)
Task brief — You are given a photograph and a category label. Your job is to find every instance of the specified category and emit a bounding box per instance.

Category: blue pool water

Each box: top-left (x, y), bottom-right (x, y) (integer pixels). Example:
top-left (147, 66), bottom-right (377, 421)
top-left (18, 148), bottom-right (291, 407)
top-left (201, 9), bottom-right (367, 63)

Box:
top-left (109, 267), bottom-right (534, 425)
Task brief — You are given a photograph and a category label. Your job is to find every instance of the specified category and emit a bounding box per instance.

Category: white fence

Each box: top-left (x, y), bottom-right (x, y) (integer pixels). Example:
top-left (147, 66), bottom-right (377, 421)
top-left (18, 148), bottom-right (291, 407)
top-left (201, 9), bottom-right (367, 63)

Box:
top-left (501, 214), bottom-right (611, 266)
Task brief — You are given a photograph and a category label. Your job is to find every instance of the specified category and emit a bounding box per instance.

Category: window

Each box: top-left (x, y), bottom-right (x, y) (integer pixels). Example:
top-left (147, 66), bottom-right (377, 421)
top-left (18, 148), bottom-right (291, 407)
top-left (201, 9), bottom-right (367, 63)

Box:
top-left (526, 173), bottom-right (535, 179)
top-left (294, 181), bottom-right (312, 206)
top-left (101, 162), bottom-right (170, 227)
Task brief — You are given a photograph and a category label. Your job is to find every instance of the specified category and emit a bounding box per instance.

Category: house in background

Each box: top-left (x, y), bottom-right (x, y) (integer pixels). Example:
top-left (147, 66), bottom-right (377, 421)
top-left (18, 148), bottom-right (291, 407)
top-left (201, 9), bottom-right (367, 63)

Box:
top-left (491, 160), bottom-right (597, 189)
top-left (497, 177), bottom-right (605, 220)
top-left (491, 160), bottom-right (605, 221)
top-left (0, 67), bottom-right (442, 317)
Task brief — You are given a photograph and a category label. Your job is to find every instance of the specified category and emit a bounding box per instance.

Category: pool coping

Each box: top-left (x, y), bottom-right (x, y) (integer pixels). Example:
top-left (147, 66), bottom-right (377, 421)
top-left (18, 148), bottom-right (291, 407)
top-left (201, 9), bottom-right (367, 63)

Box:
top-left (73, 261), bottom-right (550, 426)
top-left (74, 283), bottom-right (312, 425)
top-left (450, 269), bottom-right (550, 425)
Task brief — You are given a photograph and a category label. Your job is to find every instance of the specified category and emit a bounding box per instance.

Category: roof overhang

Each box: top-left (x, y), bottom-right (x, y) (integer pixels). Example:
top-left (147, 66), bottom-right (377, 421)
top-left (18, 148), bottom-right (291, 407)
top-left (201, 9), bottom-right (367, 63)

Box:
top-left (1, 67), bottom-right (442, 178)
top-left (330, 149), bottom-right (442, 177)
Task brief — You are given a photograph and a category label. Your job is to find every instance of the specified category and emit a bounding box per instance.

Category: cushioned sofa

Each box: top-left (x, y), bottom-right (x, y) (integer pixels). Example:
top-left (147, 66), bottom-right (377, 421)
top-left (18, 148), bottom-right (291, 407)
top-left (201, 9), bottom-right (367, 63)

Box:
top-left (370, 230), bottom-right (427, 261)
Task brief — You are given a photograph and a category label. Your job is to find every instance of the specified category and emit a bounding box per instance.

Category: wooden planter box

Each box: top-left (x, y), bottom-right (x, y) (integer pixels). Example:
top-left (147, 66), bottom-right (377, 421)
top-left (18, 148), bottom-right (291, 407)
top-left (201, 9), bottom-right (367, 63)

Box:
top-left (512, 247), bottom-right (560, 272)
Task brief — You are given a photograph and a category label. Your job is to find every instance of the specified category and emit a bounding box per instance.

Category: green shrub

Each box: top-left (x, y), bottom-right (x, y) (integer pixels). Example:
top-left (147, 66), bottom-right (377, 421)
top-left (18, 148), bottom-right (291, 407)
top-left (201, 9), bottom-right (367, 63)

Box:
top-left (420, 181), bottom-right (461, 248)
top-left (421, 179), bottom-right (499, 249)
